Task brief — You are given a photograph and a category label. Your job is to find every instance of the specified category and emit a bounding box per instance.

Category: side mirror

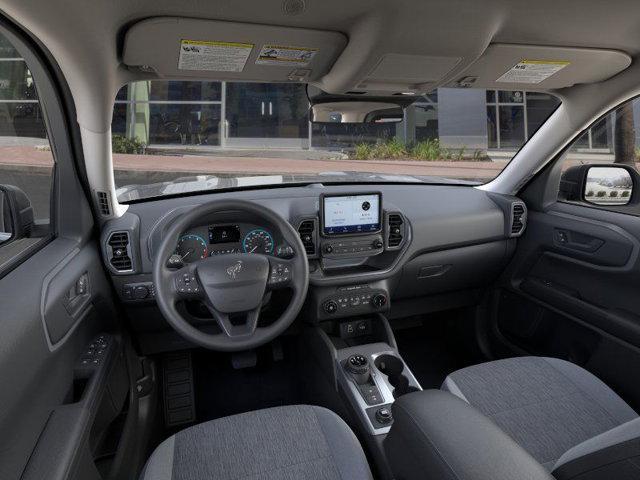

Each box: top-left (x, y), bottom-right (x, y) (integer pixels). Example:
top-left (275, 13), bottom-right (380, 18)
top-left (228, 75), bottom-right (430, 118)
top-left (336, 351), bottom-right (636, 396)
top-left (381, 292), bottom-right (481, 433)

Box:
top-left (560, 164), bottom-right (636, 206)
top-left (0, 185), bottom-right (34, 245)
top-left (584, 166), bottom-right (633, 206)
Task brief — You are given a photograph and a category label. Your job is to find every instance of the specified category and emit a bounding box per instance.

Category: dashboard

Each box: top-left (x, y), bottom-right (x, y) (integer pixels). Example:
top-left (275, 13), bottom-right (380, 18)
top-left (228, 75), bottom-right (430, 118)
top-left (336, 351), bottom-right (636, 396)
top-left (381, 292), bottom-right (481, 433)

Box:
top-left (100, 183), bottom-right (527, 354)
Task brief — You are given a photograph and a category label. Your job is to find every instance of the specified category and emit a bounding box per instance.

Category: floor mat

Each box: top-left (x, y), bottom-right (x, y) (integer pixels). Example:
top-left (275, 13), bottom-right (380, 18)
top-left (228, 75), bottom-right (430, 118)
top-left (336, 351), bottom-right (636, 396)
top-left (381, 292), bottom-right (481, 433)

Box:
top-left (191, 340), bottom-right (304, 423)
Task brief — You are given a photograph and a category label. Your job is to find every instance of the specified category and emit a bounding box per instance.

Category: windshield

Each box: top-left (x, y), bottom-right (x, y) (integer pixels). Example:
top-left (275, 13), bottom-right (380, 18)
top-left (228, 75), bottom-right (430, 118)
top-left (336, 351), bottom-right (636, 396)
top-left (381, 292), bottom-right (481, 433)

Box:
top-left (111, 82), bottom-right (561, 202)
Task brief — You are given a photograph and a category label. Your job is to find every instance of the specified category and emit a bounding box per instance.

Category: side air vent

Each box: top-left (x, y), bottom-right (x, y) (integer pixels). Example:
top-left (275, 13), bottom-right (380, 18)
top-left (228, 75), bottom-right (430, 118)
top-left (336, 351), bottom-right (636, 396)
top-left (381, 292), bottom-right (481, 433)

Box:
top-left (510, 203), bottom-right (527, 236)
top-left (96, 191), bottom-right (111, 216)
top-left (107, 231), bottom-right (133, 272)
top-left (387, 213), bottom-right (405, 249)
top-left (297, 219), bottom-right (317, 256)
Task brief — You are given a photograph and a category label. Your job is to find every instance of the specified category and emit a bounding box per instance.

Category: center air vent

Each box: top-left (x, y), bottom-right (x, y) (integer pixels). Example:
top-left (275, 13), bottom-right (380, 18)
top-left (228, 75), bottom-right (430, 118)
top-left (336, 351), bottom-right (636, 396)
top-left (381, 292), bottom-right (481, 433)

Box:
top-left (511, 203), bottom-right (527, 236)
top-left (298, 219), bottom-right (316, 257)
top-left (107, 231), bottom-right (133, 272)
top-left (387, 213), bottom-right (405, 248)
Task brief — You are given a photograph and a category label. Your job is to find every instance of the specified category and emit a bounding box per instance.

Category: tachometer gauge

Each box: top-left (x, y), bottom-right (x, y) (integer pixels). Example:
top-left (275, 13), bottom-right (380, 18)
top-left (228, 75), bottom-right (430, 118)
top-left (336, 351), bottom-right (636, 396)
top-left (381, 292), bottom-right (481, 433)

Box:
top-left (176, 234), bottom-right (208, 263)
top-left (242, 229), bottom-right (274, 255)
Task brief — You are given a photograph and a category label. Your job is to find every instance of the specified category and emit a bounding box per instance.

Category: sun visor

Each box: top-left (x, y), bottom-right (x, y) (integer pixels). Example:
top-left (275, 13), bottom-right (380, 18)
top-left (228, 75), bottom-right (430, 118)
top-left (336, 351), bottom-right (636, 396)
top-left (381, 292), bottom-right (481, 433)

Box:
top-left (122, 17), bottom-right (347, 82)
top-left (446, 44), bottom-right (631, 90)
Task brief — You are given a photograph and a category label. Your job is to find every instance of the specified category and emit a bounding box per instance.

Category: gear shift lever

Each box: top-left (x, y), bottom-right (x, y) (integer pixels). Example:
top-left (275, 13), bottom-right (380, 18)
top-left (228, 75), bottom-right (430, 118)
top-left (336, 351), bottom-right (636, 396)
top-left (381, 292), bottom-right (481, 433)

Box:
top-left (345, 354), bottom-right (371, 384)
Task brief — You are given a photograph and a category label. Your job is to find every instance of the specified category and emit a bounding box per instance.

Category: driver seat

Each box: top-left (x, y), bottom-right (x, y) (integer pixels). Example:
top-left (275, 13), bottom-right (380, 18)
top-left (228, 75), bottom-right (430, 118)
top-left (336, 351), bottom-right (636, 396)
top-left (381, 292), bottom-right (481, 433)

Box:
top-left (140, 405), bottom-right (373, 480)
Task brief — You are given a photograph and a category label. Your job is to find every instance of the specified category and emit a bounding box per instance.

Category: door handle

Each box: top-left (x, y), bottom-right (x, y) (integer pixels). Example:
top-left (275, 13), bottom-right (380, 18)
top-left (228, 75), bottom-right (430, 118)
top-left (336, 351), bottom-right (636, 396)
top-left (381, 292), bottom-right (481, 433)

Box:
top-left (63, 272), bottom-right (91, 317)
top-left (554, 229), bottom-right (604, 253)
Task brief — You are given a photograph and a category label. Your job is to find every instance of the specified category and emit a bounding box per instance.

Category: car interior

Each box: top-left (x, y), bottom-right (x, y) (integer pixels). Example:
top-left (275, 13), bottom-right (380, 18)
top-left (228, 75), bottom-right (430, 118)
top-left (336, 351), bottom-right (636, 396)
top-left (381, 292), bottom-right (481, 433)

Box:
top-left (1, 1), bottom-right (640, 479)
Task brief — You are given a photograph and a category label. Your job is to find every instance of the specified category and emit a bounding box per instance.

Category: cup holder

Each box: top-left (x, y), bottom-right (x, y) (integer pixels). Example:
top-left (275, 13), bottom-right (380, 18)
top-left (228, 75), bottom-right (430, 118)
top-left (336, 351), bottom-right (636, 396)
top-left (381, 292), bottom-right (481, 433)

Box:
top-left (374, 354), bottom-right (420, 398)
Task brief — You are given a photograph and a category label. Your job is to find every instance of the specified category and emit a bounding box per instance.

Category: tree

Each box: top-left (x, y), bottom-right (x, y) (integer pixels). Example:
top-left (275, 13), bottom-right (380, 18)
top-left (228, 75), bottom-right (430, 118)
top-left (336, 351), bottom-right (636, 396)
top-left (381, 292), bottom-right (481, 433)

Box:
top-left (614, 102), bottom-right (636, 166)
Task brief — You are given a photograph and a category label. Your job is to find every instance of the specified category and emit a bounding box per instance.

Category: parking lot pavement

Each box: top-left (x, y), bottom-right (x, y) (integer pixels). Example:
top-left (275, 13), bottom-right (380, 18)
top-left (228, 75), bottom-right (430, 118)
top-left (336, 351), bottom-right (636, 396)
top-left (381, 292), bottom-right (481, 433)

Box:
top-left (3, 145), bottom-right (637, 219)
top-left (0, 145), bottom-right (503, 177)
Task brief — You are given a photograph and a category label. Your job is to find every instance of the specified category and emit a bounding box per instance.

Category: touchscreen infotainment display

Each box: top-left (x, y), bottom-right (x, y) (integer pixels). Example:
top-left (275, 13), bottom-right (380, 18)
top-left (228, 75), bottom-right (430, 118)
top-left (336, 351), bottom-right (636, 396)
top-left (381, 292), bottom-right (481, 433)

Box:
top-left (322, 193), bottom-right (381, 235)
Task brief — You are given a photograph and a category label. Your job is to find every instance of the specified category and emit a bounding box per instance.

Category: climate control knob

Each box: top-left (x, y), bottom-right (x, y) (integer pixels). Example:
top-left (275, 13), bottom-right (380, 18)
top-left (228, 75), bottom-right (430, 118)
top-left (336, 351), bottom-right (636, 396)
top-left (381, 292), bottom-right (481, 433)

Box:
top-left (373, 239), bottom-right (384, 249)
top-left (372, 294), bottom-right (388, 309)
top-left (324, 244), bottom-right (334, 254)
top-left (324, 300), bottom-right (338, 314)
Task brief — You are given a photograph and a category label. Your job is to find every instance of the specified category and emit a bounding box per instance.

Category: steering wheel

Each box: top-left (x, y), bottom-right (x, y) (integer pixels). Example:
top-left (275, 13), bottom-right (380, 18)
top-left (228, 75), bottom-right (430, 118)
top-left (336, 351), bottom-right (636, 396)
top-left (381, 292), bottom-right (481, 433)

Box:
top-left (152, 199), bottom-right (309, 351)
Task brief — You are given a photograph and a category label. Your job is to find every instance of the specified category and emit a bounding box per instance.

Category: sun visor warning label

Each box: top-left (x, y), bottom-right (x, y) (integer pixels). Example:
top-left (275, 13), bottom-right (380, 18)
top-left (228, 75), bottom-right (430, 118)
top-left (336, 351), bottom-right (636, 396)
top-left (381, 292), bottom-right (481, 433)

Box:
top-left (256, 45), bottom-right (318, 66)
top-left (497, 60), bottom-right (570, 84)
top-left (178, 40), bottom-right (253, 72)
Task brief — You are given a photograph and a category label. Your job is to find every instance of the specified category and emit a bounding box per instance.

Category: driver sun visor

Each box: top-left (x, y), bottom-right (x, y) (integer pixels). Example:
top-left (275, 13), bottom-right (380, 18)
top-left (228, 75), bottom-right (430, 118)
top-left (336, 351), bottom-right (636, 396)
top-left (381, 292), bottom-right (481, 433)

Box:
top-left (122, 17), bottom-right (347, 84)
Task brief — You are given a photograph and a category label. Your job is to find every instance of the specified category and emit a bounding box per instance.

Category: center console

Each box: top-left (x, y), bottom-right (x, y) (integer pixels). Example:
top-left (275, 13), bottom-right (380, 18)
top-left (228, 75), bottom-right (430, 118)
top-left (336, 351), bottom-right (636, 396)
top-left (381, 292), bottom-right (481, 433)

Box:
top-left (304, 314), bottom-right (422, 479)
top-left (303, 193), bottom-right (419, 442)
top-left (337, 343), bottom-right (422, 435)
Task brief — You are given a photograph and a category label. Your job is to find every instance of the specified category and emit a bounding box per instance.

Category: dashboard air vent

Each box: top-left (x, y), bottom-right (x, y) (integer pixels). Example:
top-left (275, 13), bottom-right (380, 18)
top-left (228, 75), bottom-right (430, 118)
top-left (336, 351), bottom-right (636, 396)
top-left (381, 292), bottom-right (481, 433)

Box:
top-left (387, 213), bottom-right (404, 248)
top-left (298, 220), bottom-right (316, 256)
top-left (107, 231), bottom-right (133, 272)
top-left (96, 191), bottom-right (111, 216)
top-left (511, 203), bottom-right (527, 236)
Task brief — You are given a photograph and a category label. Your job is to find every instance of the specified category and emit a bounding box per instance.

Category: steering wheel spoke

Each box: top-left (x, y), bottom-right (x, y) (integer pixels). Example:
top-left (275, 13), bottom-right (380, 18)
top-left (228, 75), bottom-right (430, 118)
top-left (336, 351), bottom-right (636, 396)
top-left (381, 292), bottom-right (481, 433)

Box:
top-left (267, 257), bottom-right (295, 290)
top-left (168, 265), bottom-right (204, 301)
top-left (205, 304), bottom-right (261, 338)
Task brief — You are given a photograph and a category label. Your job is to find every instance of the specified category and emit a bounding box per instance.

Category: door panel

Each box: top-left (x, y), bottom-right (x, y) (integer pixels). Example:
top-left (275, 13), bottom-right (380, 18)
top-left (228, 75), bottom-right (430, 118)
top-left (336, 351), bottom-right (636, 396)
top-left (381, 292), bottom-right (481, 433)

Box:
top-left (0, 19), bottom-right (134, 480)
top-left (493, 201), bottom-right (640, 408)
top-left (0, 238), bottom-right (119, 479)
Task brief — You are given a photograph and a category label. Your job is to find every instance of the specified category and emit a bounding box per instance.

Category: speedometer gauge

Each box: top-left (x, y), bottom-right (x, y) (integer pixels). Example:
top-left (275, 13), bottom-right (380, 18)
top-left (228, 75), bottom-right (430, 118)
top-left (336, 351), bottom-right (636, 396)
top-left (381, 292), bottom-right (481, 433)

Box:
top-left (176, 234), bottom-right (208, 263)
top-left (242, 229), bottom-right (274, 255)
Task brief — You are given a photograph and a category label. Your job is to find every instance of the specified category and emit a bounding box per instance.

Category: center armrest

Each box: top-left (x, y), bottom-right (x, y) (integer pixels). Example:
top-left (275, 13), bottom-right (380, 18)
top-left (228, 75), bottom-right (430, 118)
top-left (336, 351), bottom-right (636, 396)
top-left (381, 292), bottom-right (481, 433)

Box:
top-left (384, 389), bottom-right (554, 480)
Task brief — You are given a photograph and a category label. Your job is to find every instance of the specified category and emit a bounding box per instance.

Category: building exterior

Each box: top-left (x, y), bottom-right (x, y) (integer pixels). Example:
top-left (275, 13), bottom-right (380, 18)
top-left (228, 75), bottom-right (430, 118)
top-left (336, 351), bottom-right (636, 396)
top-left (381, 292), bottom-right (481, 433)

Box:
top-left (110, 81), bottom-right (571, 155)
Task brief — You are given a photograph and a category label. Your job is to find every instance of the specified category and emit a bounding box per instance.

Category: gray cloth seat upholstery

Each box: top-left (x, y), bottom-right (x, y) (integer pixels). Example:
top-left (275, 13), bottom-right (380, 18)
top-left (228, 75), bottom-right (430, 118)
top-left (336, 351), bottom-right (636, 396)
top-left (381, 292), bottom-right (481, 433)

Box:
top-left (442, 356), bottom-right (639, 474)
top-left (140, 405), bottom-right (373, 480)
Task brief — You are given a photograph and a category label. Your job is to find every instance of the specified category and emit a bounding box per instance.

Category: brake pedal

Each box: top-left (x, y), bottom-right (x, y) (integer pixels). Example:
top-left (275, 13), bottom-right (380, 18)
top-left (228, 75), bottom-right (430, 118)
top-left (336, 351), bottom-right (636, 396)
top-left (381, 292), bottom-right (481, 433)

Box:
top-left (231, 350), bottom-right (257, 369)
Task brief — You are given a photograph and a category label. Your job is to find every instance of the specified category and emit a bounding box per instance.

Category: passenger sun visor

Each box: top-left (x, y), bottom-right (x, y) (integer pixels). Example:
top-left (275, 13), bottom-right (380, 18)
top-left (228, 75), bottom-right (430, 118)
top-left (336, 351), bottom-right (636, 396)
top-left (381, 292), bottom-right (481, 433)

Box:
top-left (446, 44), bottom-right (631, 90)
top-left (122, 17), bottom-right (347, 83)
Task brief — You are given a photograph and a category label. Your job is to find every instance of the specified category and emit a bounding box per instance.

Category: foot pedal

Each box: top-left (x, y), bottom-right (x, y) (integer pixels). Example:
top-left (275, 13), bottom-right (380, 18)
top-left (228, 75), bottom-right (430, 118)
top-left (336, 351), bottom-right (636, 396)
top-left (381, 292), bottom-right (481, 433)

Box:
top-left (162, 352), bottom-right (196, 427)
top-left (271, 340), bottom-right (284, 362)
top-left (231, 350), bottom-right (257, 369)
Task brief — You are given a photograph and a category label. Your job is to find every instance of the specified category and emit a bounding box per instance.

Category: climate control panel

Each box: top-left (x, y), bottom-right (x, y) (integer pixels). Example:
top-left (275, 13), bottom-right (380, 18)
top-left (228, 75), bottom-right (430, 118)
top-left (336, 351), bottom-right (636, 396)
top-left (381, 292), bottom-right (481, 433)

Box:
top-left (320, 284), bottom-right (389, 319)
top-left (320, 234), bottom-right (384, 259)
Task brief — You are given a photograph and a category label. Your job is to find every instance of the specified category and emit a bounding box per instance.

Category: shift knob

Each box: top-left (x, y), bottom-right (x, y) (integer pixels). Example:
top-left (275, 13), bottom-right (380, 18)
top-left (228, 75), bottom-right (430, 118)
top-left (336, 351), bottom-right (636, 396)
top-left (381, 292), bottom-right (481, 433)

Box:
top-left (345, 354), bottom-right (370, 384)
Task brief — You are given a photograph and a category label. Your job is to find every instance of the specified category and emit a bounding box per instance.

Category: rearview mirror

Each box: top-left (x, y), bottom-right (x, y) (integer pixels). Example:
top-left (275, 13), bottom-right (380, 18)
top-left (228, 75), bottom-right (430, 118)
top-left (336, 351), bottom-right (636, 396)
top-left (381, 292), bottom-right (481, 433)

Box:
top-left (584, 166), bottom-right (633, 206)
top-left (0, 185), bottom-right (34, 245)
top-left (310, 101), bottom-right (404, 124)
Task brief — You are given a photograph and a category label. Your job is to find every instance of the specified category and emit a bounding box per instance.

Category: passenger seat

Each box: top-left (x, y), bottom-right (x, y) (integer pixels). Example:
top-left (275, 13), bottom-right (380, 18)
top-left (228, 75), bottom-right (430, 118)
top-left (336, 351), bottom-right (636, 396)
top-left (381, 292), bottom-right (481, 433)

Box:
top-left (442, 357), bottom-right (640, 478)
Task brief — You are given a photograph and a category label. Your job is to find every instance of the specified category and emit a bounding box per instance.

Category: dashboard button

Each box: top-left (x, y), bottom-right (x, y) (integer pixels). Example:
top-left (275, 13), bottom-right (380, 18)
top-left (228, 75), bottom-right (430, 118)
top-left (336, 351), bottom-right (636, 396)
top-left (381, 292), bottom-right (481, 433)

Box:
top-left (133, 285), bottom-right (149, 300)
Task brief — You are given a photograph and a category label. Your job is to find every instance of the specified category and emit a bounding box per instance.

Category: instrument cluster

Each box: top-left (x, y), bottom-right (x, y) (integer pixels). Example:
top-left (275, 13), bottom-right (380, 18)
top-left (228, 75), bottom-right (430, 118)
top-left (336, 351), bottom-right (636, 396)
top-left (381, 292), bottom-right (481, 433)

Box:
top-left (170, 223), bottom-right (284, 266)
